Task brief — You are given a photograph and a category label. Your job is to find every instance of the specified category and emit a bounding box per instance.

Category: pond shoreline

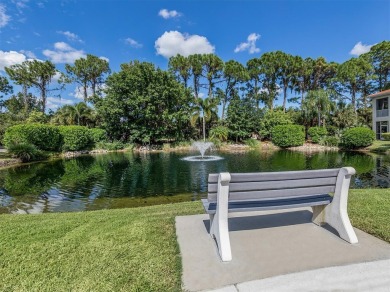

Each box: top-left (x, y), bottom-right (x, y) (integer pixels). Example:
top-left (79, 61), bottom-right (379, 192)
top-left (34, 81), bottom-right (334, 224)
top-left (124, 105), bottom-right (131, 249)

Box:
top-left (0, 142), bottom-right (377, 170)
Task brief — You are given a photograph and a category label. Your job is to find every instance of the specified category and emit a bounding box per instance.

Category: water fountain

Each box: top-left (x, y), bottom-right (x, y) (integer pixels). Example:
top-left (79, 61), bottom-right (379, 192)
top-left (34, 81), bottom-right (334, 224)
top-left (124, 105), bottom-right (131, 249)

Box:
top-left (181, 141), bottom-right (223, 162)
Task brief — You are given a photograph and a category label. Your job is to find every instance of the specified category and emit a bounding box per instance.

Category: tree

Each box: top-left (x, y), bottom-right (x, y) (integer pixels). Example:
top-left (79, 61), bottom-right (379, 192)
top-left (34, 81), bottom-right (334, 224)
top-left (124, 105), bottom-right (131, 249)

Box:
top-left (258, 52), bottom-right (280, 109)
top-left (302, 89), bottom-right (335, 127)
top-left (219, 60), bottom-right (248, 119)
top-left (168, 54), bottom-right (191, 88)
top-left (5, 63), bottom-right (32, 112)
top-left (191, 97), bottom-right (219, 141)
top-left (275, 51), bottom-right (295, 111)
top-left (27, 60), bottom-right (58, 113)
top-left (4, 92), bottom-right (40, 118)
top-left (337, 57), bottom-right (374, 112)
top-left (291, 56), bottom-right (312, 107)
top-left (0, 76), bottom-right (13, 109)
top-left (66, 54), bottom-right (110, 103)
top-left (226, 97), bottom-right (261, 142)
top-left (51, 102), bottom-right (95, 126)
top-left (246, 57), bottom-right (262, 108)
top-left (363, 41), bottom-right (390, 91)
top-left (188, 54), bottom-right (204, 99)
top-left (202, 54), bottom-right (224, 98)
top-left (95, 61), bottom-right (192, 143)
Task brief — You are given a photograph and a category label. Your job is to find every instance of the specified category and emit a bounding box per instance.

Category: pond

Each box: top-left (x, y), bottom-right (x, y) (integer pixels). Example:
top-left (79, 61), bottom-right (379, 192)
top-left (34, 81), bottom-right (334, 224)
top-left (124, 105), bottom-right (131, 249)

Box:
top-left (0, 150), bottom-right (389, 214)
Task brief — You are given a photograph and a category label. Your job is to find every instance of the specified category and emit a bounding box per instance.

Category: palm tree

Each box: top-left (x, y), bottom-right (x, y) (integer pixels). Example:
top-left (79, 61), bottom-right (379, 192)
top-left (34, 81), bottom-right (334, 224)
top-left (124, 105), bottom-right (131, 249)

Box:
top-left (51, 102), bottom-right (95, 126)
top-left (191, 97), bottom-right (219, 141)
top-left (302, 89), bottom-right (335, 127)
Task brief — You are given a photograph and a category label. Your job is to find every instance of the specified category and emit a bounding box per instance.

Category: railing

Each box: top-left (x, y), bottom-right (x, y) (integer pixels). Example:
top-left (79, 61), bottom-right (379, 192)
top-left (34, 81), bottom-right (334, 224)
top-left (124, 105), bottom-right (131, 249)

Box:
top-left (376, 109), bottom-right (389, 117)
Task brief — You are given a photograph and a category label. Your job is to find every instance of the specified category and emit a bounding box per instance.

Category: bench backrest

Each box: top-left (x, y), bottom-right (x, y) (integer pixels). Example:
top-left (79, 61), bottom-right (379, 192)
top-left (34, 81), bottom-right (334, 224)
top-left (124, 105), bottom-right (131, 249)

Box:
top-left (207, 168), bottom-right (341, 202)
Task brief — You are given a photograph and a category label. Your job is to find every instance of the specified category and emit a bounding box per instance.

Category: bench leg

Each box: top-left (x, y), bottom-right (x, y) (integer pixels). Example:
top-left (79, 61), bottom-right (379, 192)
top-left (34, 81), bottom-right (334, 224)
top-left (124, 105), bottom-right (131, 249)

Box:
top-left (311, 205), bottom-right (326, 225)
top-left (323, 202), bottom-right (358, 244)
top-left (209, 214), bottom-right (215, 238)
top-left (313, 167), bottom-right (358, 244)
top-left (213, 173), bottom-right (232, 262)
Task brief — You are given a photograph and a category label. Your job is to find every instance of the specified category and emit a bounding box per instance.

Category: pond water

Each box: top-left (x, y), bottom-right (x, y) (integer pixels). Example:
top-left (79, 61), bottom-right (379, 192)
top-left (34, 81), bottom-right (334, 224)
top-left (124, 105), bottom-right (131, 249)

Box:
top-left (0, 150), bottom-right (389, 214)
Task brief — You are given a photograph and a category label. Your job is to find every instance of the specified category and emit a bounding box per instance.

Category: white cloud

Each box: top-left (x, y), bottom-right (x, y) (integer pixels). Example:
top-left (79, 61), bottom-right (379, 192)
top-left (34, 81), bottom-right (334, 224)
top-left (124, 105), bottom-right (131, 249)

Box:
top-left (13, 0), bottom-right (29, 10)
top-left (69, 86), bottom-right (92, 100)
top-left (158, 9), bottom-right (181, 19)
top-left (125, 38), bottom-right (143, 48)
top-left (0, 4), bottom-right (11, 28)
top-left (234, 33), bottom-right (261, 54)
top-left (52, 71), bottom-right (62, 82)
top-left (42, 42), bottom-right (86, 63)
top-left (19, 50), bottom-right (36, 59)
top-left (0, 50), bottom-right (26, 71)
top-left (57, 30), bottom-right (83, 43)
top-left (349, 41), bottom-right (374, 56)
top-left (99, 56), bottom-right (109, 62)
top-left (47, 97), bottom-right (74, 110)
top-left (155, 31), bottom-right (215, 58)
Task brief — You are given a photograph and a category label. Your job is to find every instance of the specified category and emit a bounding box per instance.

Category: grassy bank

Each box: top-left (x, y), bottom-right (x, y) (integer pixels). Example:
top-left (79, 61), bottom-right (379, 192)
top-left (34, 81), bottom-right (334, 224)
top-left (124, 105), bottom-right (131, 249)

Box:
top-left (0, 189), bottom-right (389, 291)
top-left (367, 140), bottom-right (390, 153)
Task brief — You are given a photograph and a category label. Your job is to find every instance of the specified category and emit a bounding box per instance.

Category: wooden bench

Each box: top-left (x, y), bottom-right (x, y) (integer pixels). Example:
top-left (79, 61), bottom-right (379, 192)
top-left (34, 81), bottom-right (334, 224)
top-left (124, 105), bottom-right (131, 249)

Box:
top-left (201, 167), bottom-right (358, 262)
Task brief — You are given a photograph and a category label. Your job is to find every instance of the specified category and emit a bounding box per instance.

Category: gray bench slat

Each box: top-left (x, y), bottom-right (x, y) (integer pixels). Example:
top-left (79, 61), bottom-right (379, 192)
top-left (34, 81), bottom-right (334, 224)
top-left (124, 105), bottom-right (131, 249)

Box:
top-left (207, 185), bottom-right (335, 202)
top-left (201, 194), bottom-right (332, 215)
top-left (208, 177), bottom-right (337, 193)
top-left (208, 169), bottom-right (340, 183)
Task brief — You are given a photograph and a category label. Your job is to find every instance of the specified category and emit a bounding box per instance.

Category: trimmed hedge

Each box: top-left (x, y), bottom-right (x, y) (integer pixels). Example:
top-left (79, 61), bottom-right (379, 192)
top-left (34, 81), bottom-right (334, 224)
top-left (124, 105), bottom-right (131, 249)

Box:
top-left (382, 133), bottom-right (390, 141)
top-left (308, 127), bottom-right (328, 143)
top-left (271, 125), bottom-right (305, 147)
top-left (341, 127), bottom-right (375, 149)
top-left (59, 126), bottom-right (92, 151)
top-left (89, 128), bottom-right (107, 143)
top-left (3, 123), bottom-right (61, 151)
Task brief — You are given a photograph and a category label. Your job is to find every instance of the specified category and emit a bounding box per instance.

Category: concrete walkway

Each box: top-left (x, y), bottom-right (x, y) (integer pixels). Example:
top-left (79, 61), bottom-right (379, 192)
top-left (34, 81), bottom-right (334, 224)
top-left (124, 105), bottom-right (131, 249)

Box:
top-left (206, 259), bottom-right (390, 292)
top-left (176, 208), bottom-right (390, 292)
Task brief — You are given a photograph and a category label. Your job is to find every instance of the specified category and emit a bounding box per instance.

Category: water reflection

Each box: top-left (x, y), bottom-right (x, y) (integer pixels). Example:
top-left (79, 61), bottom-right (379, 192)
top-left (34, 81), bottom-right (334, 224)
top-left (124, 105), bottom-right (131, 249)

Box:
top-left (0, 150), bottom-right (388, 214)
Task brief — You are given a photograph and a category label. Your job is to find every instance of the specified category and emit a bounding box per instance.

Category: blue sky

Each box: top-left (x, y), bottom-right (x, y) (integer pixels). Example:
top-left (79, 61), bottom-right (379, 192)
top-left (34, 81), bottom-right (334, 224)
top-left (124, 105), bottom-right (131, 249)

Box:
top-left (0, 0), bottom-right (389, 110)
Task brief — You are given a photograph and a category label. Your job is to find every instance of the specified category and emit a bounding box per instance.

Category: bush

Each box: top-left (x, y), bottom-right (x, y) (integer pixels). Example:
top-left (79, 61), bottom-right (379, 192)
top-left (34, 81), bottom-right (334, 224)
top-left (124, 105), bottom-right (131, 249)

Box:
top-left (326, 125), bottom-right (339, 137)
top-left (308, 127), bottom-right (328, 143)
top-left (271, 125), bottom-right (305, 148)
top-left (319, 136), bottom-right (340, 147)
top-left (341, 127), bottom-right (375, 149)
top-left (244, 138), bottom-right (260, 149)
top-left (382, 133), bottom-right (390, 141)
top-left (3, 123), bottom-right (61, 151)
top-left (209, 126), bottom-right (229, 142)
top-left (59, 126), bottom-right (91, 151)
top-left (89, 128), bottom-right (107, 143)
top-left (7, 143), bottom-right (44, 162)
top-left (259, 110), bottom-right (292, 140)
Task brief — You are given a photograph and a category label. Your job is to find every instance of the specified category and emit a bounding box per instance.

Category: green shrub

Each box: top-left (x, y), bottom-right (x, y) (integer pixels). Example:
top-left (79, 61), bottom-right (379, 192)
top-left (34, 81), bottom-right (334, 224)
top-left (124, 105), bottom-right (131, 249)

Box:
top-left (59, 126), bottom-right (91, 151)
top-left (341, 127), bottom-right (375, 149)
top-left (209, 126), bottom-right (229, 142)
top-left (382, 133), bottom-right (390, 141)
top-left (271, 125), bottom-right (305, 147)
top-left (308, 127), bottom-right (328, 143)
top-left (3, 123), bottom-right (61, 151)
top-left (89, 128), bottom-right (107, 143)
top-left (319, 136), bottom-right (340, 147)
top-left (95, 141), bottom-right (126, 151)
top-left (259, 110), bottom-right (292, 140)
top-left (326, 125), bottom-right (339, 137)
top-left (7, 143), bottom-right (45, 162)
top-left (244, 138), bottom-right (260, 149)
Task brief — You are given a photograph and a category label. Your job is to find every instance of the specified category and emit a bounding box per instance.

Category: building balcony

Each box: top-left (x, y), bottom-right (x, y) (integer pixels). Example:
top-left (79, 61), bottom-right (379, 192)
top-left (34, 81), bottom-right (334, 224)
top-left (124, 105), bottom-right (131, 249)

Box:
top-left (376, 109), bottom-right (389, 118)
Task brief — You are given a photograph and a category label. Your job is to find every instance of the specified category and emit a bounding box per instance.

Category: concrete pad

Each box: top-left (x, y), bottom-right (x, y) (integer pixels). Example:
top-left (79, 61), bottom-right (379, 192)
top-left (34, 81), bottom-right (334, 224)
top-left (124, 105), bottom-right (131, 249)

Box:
top-left (236, 259), bottom-right (390, 292)
top-left (176, 208), bottom-right (390, 292)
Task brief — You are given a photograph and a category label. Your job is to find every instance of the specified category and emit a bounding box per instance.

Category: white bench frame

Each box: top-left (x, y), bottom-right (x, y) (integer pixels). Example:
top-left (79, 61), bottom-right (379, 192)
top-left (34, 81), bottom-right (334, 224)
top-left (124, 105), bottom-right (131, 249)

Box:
top-left (204, 167), bottom-right (358, 262)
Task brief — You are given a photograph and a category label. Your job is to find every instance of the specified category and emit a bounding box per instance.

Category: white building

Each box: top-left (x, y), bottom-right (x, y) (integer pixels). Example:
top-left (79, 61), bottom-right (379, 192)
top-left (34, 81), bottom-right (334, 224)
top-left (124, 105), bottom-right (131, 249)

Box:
top-left (370, 89), bottom-right (390, 139)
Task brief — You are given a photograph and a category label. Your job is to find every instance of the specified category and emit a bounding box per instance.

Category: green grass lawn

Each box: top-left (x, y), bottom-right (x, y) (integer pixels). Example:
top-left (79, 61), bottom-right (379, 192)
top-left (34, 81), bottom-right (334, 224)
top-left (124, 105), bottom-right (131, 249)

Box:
top-left (367, 140), bottom-right (390, 153)
top-left (0, 189), bottom-right (389, 291)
